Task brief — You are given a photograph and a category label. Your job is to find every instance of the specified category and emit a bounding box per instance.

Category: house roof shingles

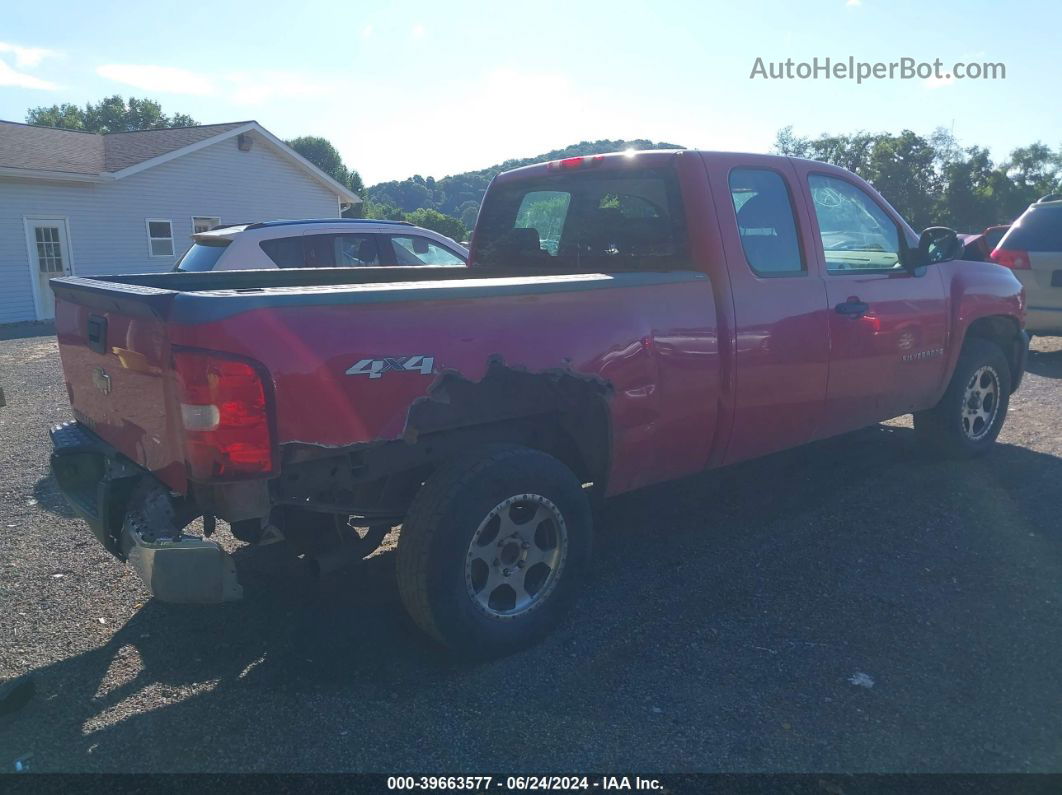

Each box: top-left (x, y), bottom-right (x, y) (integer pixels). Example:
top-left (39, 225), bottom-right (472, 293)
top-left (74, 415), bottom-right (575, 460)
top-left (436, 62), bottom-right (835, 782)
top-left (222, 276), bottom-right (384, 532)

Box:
top-left (101, 122), bottom-right (248, 171)
top-left (0, 120), bottom-right (252, 175)
top-left (0, 122), bottom-right (104, 174)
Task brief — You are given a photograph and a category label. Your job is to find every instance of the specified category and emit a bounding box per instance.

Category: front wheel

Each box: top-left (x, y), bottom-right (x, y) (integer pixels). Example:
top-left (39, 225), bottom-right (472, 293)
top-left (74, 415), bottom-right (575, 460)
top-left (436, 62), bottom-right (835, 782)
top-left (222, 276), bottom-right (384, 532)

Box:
top-left (914, 338), bottom-right (1011, 458)
top-left (396, 445), bottom-right (592, 657)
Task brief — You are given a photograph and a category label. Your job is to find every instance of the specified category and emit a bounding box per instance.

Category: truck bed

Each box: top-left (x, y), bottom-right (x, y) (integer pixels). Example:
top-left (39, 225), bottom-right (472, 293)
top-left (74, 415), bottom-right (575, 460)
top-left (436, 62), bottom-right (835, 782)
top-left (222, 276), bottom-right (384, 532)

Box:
top-left (51, 265), bottom-right (717, 497)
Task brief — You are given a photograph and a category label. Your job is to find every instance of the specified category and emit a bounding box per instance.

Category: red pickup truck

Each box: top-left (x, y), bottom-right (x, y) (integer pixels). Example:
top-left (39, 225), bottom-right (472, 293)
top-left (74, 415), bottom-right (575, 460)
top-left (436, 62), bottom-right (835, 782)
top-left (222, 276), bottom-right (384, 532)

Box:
top-left (50, 150), bottom-right (1027, 656)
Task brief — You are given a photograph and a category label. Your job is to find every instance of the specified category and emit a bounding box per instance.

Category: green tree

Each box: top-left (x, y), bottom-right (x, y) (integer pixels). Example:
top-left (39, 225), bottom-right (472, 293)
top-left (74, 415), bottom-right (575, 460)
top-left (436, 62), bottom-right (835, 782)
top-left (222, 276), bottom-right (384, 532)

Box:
top-left (348, 169), bottom-right (365, 196)
top-left (405, 208), bottom-right (467, 241)
top-left (863, 130), bottom-right (940, 231)
top-left (363, 201), bottom-right (407, 222)
top-left (287, 135), bottom-right (350, 185)
top-left (26, 95), bottom-right (196, 132)
top-left (287, 135), bottom-right (365, 204)
top-left (1005, 143), bottom-right (1061, 212)
top-left (771, 126), bottom-right (1062, 232)
top-left (458, 200), bottom-right (481, 231)
top-left (936, 145), bottom-right (1001, 231)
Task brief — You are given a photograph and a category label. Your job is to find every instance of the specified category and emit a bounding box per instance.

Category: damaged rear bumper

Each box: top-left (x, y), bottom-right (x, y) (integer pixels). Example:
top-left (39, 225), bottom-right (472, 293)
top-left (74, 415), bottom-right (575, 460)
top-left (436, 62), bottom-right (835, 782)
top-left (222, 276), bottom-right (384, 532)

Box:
top-left (124, 527), bottom-right (242, 603)
top-left (50, 421), bottom-right (242, 604)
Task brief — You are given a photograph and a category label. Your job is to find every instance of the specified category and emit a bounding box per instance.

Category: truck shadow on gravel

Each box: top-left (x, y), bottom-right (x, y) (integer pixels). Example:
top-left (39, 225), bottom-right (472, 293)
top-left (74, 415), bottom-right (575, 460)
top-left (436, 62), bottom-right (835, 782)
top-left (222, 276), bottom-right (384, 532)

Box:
top-left (1025, 346), bottom-right (1062, 379)
top-left (4, 424), bottom-right (1062, 772)
top-left (31, 472), bottom-right (78, 519)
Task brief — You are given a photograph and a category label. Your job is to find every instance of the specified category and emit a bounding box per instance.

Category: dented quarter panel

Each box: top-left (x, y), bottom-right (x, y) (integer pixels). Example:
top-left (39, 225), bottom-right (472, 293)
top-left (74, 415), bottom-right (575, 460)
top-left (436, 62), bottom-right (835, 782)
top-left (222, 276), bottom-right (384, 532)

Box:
top-left (166, 272), bottom-right (720, 496)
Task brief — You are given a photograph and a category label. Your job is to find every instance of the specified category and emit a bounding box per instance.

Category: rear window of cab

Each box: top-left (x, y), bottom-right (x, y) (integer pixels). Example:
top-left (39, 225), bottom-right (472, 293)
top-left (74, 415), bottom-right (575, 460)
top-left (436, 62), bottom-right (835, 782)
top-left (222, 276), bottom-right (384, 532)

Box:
top-left (474, 166), bottom-right (688, 271)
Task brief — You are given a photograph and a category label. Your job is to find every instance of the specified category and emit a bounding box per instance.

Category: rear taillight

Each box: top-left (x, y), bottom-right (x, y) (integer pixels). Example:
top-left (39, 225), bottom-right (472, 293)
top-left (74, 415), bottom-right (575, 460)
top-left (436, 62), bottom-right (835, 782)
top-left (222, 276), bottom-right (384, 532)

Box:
top-left (173, 350), bottom-right (273, 479)
top-left (990, 247), bottom-right (1031, 270)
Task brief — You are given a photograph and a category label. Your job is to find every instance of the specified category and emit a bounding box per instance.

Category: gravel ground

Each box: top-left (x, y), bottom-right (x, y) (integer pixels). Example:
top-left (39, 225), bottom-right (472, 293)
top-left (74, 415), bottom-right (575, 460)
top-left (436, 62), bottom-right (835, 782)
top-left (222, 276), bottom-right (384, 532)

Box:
top-left (0, 330), bottom-right (1060, 773)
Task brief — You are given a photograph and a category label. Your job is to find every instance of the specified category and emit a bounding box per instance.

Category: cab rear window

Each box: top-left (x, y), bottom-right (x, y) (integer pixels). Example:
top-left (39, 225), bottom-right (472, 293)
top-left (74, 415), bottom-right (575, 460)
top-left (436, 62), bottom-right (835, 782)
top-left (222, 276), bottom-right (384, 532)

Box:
top-left (474, 166), bottom-right (688, 271)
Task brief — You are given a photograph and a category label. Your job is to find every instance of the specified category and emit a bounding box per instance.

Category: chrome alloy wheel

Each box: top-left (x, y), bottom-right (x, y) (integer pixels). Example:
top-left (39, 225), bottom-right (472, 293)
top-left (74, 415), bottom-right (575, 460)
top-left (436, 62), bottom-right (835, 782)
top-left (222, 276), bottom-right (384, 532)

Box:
top-left (962, 365), bottom-right (1000, 441)
top-left (464, 494), bottom-right (569, 618)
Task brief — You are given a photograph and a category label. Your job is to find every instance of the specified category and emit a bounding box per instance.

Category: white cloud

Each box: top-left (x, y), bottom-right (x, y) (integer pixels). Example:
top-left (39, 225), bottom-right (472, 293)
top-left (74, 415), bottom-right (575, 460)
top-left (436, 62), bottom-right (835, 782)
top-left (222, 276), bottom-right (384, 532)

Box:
top-left (225, 71), bottom-right (335, 105)
top-left (0, 41), bottom-right (59, 68)
top-left (846, 0), bottom-right (861, 6)
top-left (0, 58), bottom-right (59, 90)
top-left (361, 24), bottom-right (374, 40)
top-left (95, 61), bottom-right (335, 105)
top-left (96, 64), bottom-right (217, 95)
top-left (411, 24), bottom-right (427, 40)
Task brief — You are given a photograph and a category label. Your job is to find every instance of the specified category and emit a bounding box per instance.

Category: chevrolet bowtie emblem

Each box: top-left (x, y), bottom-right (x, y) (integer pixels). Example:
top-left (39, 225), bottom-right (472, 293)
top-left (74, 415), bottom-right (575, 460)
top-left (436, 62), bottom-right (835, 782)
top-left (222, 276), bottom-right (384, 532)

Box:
top-left (92, 366), bottom-right (112, 395)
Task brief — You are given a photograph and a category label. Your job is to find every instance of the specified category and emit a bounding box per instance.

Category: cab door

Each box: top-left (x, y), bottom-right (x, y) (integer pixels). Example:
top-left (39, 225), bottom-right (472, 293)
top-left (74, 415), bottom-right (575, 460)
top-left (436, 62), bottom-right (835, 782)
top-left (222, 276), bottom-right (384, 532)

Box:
top-left (792, 164), bottom-right (949, 436)
top-left (702, 154), bottom-right (830, 465)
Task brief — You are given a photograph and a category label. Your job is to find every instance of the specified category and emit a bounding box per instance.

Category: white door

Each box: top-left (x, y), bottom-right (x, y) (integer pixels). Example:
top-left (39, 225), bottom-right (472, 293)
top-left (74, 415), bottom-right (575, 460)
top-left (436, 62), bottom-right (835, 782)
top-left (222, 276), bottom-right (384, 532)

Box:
top-left (25, 218), bottom-right (73, 320)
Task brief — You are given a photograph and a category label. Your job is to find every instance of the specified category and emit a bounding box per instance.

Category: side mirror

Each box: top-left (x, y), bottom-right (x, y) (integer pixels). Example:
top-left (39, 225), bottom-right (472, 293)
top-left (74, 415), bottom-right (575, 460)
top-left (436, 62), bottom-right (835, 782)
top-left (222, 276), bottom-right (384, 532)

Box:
top-left (412, 237), bottom-right (430, 255)
top-left (911, 226), bottom-right (962, 269)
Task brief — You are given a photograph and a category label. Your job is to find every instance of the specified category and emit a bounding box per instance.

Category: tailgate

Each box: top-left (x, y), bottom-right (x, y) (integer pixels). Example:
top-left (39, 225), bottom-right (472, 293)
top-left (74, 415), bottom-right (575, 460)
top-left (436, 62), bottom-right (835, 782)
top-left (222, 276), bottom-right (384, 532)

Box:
top-left (52, 277), bottom-right (187, 492)
top-left (1028, 251), bottom-right (1062, 305)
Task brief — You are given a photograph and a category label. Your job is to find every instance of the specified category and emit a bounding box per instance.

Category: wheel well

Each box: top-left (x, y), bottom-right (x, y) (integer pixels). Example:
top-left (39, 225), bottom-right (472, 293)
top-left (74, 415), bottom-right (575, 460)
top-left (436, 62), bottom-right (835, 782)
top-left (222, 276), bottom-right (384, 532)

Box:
top-left (964, 315), bottom-right (1023, 390)
top-left (404, 357), bottom-right (612, 487)
top-left (273, 359), bottom-right (613, 521)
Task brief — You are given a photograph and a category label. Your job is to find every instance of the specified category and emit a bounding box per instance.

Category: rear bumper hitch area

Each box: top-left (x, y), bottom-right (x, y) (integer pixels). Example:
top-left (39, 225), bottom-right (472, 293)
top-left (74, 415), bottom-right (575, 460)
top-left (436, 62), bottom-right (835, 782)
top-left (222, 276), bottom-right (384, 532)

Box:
top-left (123, 526), bottom-right (243, 604)
top-left (50, 421), bottom-right (242, 604)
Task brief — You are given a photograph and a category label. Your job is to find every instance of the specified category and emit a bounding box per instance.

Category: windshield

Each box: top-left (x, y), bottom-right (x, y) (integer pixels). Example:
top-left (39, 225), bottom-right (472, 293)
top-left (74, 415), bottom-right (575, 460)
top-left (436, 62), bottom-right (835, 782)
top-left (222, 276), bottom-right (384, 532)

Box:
top-left (474, 166), bottom-right (688, 271)
top-left (176, 240), bottom-right (230, 272)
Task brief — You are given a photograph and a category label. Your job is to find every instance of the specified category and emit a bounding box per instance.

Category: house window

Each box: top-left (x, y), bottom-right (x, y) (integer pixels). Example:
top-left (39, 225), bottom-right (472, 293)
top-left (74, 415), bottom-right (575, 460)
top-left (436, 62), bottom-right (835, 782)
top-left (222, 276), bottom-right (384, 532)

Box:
top-left (146, 219), bottom-right (174, 257)
top-left (193, 216), bottom-right (221, 235)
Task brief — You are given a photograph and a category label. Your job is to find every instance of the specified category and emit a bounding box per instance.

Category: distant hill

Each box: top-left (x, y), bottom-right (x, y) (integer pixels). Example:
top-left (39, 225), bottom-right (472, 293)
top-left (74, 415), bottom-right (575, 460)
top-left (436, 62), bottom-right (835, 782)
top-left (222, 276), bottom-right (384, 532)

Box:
top-left (365, 139), bottom-right (684, 228)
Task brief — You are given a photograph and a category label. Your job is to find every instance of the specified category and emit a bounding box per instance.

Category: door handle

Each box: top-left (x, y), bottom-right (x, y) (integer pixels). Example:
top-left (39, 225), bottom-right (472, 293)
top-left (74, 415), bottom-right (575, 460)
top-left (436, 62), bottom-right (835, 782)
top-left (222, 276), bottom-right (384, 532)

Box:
top-left (835, 300), bottom-right (870, 318)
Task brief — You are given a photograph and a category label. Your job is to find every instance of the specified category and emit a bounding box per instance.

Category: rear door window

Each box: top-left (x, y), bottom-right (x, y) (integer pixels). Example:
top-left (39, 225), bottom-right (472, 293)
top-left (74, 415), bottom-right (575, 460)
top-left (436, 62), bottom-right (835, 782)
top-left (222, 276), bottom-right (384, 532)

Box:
top-left (259, 235), bottom-right (303, 268)
top-left (728, 168), bottom-right (804, 276)
top-left (302, 234), bottom-right (382, 267)
top-left (475, 165), bottom-right (688, 271)
top-left (334, 234), bottom-right (381, 266)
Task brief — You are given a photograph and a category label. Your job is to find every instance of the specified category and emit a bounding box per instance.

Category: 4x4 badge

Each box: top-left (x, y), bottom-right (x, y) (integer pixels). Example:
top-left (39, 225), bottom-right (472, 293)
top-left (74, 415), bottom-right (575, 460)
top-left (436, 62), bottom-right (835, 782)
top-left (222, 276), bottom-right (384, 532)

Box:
top-left (346, 356), bottom-right (435, 379)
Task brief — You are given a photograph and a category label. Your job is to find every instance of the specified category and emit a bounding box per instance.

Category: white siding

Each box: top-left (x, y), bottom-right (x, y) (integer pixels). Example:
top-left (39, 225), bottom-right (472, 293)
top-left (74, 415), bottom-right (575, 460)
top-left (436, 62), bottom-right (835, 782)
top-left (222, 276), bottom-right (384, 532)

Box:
top-left (0, 132), bottom-right (341, 322)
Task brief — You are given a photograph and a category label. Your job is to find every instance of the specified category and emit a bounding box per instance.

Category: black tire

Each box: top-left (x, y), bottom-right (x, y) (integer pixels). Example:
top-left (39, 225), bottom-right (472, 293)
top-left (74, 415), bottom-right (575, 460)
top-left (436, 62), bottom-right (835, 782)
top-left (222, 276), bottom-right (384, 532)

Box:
top-left (396, 445), bottom-right (592, 658)
top-left (914, 338), bottom-right (1011, 458)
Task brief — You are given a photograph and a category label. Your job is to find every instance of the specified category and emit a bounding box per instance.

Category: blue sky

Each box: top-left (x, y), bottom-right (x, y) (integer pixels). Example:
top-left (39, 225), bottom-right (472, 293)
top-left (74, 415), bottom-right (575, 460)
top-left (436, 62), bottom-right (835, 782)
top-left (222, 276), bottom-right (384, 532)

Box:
top-left (1, 0), bottom-right (1058, 185)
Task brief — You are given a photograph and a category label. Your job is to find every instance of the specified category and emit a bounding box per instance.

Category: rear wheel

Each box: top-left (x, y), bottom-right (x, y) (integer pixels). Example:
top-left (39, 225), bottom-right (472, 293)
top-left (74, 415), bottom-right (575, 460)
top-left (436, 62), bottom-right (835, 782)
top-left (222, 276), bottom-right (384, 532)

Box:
top-left (914, 338), bottom-right (1011, 458)
top-left (396, 445), bottom-right (592, 657)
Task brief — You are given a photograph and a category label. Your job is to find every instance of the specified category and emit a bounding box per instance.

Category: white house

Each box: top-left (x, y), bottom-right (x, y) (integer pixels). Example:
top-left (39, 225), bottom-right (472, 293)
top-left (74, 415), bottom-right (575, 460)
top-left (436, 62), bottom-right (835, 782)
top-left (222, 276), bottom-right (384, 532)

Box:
top-left (0, 120), bottom-right (360, 323)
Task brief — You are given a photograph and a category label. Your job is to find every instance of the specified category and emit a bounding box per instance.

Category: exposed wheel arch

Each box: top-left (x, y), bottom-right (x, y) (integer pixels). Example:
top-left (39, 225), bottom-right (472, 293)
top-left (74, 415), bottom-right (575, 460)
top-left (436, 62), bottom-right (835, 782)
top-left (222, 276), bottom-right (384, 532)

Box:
top-left (961, 315), bottom-right (1024, 393)
top-left (273, 360), bottom-right (613, 522)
